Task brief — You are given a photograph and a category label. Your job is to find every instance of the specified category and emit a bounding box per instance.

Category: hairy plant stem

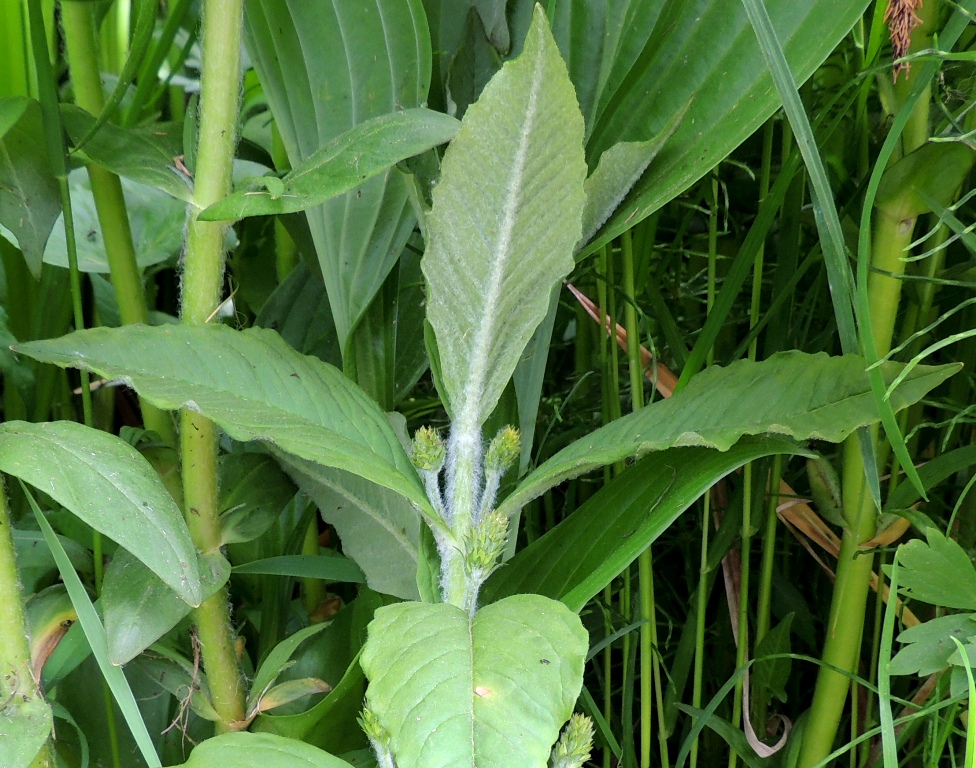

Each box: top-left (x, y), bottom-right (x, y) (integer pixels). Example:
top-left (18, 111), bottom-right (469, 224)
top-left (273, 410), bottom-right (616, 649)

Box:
top-left (61, 1), bottom-right (176, 448)
top-left (0, 478), bottom-right (56, 768)
top-left (180, 0), bottom-right (246, 733)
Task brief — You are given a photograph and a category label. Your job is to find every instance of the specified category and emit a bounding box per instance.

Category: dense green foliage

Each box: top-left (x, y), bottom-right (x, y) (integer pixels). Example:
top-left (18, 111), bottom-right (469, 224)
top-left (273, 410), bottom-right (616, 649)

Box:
top-left (1, 1), bottom-right (976, 767)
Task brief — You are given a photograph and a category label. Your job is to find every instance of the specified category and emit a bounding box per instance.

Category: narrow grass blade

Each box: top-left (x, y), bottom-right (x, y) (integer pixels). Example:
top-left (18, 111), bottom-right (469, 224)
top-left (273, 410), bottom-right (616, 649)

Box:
top-left (26, 483), bottom-right (161, 768)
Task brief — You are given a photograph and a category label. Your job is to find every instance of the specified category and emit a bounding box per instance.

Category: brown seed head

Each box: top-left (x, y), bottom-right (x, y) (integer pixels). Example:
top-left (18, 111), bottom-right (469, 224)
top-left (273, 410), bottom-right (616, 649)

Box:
top-left (885, 0), bottom-right (924, 81)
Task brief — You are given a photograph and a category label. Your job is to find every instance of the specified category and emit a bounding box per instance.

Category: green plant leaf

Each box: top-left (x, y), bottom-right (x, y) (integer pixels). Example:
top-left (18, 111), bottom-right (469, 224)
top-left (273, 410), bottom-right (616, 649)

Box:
top-left (580, 110), bottom-right (682, 248)
top-left (498, 352), bottom-right (959, 518)
top-left (220, 452), bottom-right (296, 545)
top-left (173, 732), bottom-right (355, 768)
top-left (754, 614), bottom-right (793, 704)
top-left (60, 105), bottom-right (192, 202)
top-left (423, 5), bottom-right (586, 432)
top-left (578, 0), bottom-right (870, 255)
top-left (248, 623), bottom-right (329, 714)
top-left (890, 614), bottom-right (976, 677)
top-left (134, 652), bottom-right (220, 723)
top-left (254, 678), bottom-right (333, 716)
top-left (0, 96), bottom-right (60, 277)
top-left (875, 141), bottom-right (976, 221)
top-left (0, 420), bottom-right (202, 605)
top-left (361, 594), bottom-right (587, 767)
top-left (201, 109), bottom-right (459, 221)
top-left (895, 528), bottom-right (976, 611)
top-left (29, 490), bottom-right (162, 768)
top-left (485, 437), bottom-right (806, 610)
top-left (0, 694), bottom-right (53, 768)
top-left (16, 324), bottom-right (432, 514)
top-left (244, 0), bottom-right (431, 347)
top-left (277, 453), bottom-right (420, 600)
top-left (14, 529), bottom-right (93, 595)
top-left (43, 169), bottom-right (185, 273)
top-left (255, 258), bottom-right (342, 366)
top-left (103, 549), bottom-right (230, 665)
top-left (251, 648), bottom-right (368, 754)
top-left (232, 555), bottom-right (366, 584)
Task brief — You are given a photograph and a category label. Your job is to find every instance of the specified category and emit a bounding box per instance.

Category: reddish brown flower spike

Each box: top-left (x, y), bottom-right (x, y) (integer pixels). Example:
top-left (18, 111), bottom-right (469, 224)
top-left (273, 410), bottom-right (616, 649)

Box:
top-left (885, 0), bottom-right (924, 81)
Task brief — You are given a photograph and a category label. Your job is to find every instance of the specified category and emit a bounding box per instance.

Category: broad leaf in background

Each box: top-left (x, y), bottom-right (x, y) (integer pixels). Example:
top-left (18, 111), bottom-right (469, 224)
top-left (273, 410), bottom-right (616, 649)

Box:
top-left (546, 1), bottom-right (663, 135)
top-left (0, 421), bottom-right (202, 604)
top-left (423, 5), bottom-right (586, 433)
top-left (174, 732), bottom-right (354, 768)
top-left (278, 452), bottom-right (421, 600)
top-left (552, 0), bottom-right (872, 255)
top-left (485, 437), bottom-right (806, 609)
top-left (244, 0), bottom-right (430, 352)
top-left (361, 595), bottom-right (587, 767)
top-left (43, 169), bottom-right (185, 273)
top-left (201, 109), bottom-right (460, 221)
top-left (498, 352), bottom-right (959, 518)
top-left (219, 452), bottom-right (296, 545)
top-left (16, 325), bottom-right (433, 514)
top-left (103, 550), bottom-right (230, 665)
top-left (0, 97), bottom-right (60, 277)
top-left (256, 261), bottom-right (342, 368)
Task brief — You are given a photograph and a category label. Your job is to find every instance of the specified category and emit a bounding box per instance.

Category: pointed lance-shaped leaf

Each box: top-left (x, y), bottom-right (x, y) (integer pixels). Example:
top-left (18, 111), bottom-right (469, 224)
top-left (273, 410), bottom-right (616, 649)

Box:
top-left (422, 6), bottom-right (587, 435)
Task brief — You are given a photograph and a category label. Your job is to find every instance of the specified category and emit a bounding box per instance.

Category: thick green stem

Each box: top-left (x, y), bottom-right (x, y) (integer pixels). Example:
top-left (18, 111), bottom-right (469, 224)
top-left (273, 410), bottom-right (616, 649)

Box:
top-left (799, 437), bottom-right (877, 768)
top-left (179, 0), bottom-right (247, 733)
top-left (61, 1), bottom-right (176, 447)
top-left (0, 478), bottom-right (56, 767)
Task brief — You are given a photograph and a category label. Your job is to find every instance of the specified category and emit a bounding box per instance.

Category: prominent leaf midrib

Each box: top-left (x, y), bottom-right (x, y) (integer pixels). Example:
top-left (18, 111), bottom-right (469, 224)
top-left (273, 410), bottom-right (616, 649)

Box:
top-left (286, 458), bottom-right (416, 556)
top-left (456, 44), bottom-right (545, 432)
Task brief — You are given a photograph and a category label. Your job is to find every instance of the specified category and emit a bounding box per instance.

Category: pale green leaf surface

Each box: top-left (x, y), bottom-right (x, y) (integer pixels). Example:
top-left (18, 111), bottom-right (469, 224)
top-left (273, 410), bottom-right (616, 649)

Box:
top-left (60, 105), bottom-right (192, 202)
top-left (0, 421), bottom-right (202, 604)
top-left (361, 595), bottom-right (587, 768)
top-left (890, 614), bottom-right (976, 676)
top-left (0, 695), bottom-right (52, 768)
top-left (423, 6), bottom-right (586, 432)
top-left (0, 97), bottom-right (60, 277)
top-left (498, 352), bottom-right (958, 518)
top-left (44, 169), bottom-right (185, 273)
top-left (485, 438), bottom-right (806, 610)
top-left (896, 528), bottom-right (976, 611)
top-left (244, 0), bottom-right (431, 345)
top-left (580, 110), bottom-right (682, 247)
top-left (175, 732), bottom-right (354, 768)
top-left (256, 679), bottom-right (332, 714)
top-left (103, 550), bottom-right (230, 665)
top-left (16, 325), bottom-right (431, 513)
top-left (277, 452), bottom-right (420, 600)
top-left (201, 109), bottom-right (459, 220)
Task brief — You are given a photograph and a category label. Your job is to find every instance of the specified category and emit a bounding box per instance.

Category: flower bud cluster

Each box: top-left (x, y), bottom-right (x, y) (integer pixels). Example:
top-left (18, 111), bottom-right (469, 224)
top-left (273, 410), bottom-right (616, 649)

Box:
top-left (549, 714), bottom-right (595, 768)
top-left (359, 706), bottom-right (397, 768)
